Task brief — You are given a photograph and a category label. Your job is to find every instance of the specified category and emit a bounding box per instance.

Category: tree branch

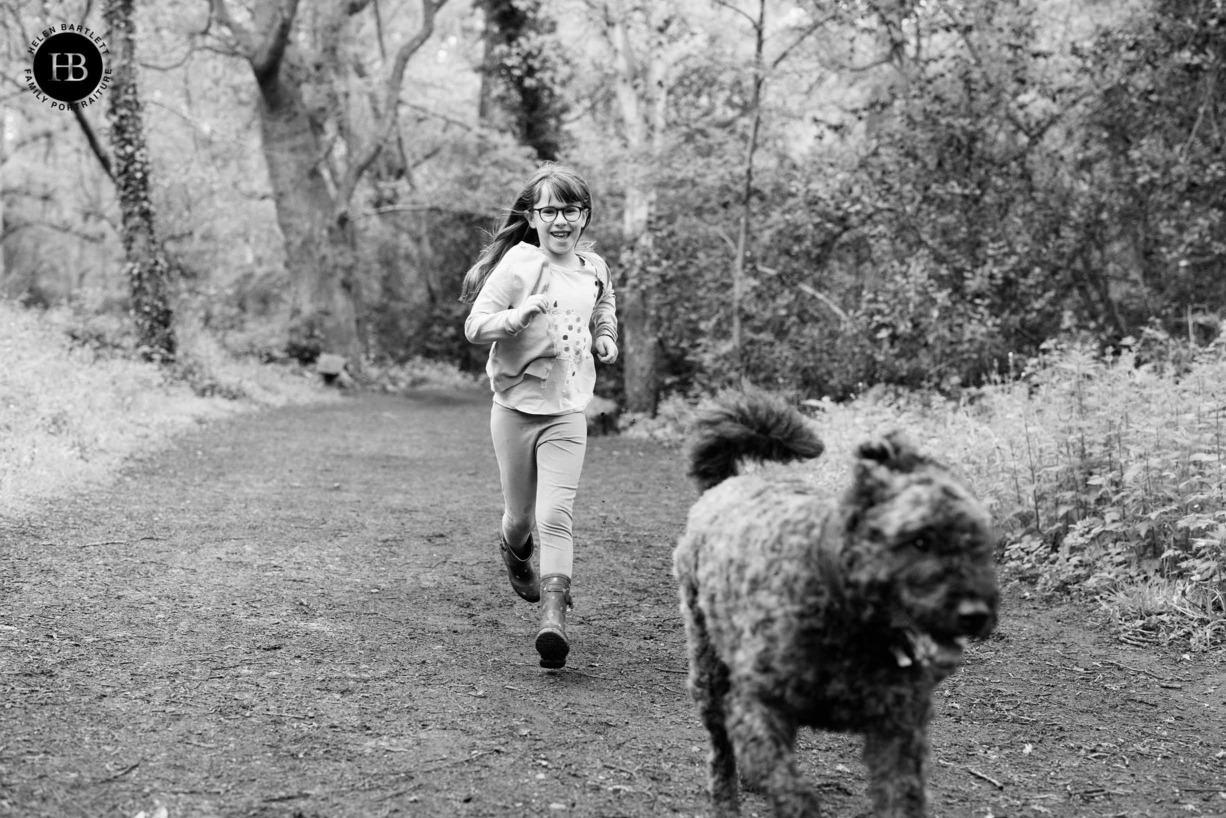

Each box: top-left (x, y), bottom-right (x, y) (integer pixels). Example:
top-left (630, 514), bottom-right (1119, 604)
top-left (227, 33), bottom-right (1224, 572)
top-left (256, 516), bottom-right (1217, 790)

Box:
top-left (72, 108), bottom-right (114, 180)
top-left (402, 100), bottom-right (479, 132)
top-left (372, 0), bottom-right (387, 59)
top-left (336, 0), bottom-right (447, 210)
top-left (770, 12), bottom-right (838, 71)
top-left (711, 0), bottom-right (758, 30)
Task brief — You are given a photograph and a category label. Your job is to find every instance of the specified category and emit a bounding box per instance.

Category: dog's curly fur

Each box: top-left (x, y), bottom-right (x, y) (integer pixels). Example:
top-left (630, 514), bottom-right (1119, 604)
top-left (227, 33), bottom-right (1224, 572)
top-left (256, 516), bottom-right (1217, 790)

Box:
top-left (674, 390), bottom-right (998, 817)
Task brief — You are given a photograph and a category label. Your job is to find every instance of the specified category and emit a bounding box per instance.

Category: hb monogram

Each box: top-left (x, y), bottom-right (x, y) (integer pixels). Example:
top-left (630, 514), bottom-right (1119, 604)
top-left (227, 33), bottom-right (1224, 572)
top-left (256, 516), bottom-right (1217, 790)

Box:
top-left (50, 52), bottom-right (89, 82)
top-left (28, 30), bottom-right (108, 106)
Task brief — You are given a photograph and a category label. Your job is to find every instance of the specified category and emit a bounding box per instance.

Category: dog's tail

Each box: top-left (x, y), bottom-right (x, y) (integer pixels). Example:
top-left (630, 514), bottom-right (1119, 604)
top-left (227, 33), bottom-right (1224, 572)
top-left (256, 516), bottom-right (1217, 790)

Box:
top-left (687, 388), bottom-right (825, 491)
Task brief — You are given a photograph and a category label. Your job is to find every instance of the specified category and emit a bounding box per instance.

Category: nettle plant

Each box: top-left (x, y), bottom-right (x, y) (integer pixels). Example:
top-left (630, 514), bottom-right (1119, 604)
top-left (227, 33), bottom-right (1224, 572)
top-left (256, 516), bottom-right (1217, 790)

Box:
top-left (994, 335), bottom-right (1226, 648)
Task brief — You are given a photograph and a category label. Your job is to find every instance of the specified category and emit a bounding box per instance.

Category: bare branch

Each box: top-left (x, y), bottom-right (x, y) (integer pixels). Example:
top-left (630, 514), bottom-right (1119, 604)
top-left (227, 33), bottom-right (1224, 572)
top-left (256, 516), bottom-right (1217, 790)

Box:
top-left (402, 101), bottom-right (478, 132)
top-left (139, 43), bottom-right (201, 71)
top-left (770, 12), bottom-right (839, 71)
top-left (337, 0), bottom-right (447, 208)
top-left (71, 108), bottom-right (114, 180)
top-left (372, 0), bottom-right (387, 59)
top-left (842, 55), bottom-right (894, 73)
top-left (2, 215), bottom-right (111, 245)
top-left (2, 77), bottom-right (32, 97)
top-left (355, 197), bottom-right (473, 220)
top-left (711, 0), bottom-right (758, 31)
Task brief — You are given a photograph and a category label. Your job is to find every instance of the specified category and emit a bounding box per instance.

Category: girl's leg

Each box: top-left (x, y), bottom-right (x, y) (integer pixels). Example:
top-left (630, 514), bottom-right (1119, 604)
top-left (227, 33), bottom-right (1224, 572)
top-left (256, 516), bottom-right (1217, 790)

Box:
top-left (490, 403), bottom-right (539, 552)
top-left (533, 412), bottom-right (588, 578)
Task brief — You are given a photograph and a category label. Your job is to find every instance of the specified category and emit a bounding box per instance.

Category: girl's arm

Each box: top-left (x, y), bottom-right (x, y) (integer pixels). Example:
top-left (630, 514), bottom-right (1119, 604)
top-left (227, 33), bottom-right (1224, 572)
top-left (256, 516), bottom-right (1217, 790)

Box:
top-left (590, 257), bottom-right (618, 343)
top-left (464, 245), bottom-right (548, 344)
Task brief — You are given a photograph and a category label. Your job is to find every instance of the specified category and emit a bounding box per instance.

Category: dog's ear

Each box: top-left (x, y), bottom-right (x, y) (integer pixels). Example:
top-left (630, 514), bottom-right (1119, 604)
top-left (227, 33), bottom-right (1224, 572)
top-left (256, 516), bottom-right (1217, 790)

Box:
top-left (856, 431), bottom-right (929, 473)
top-left (846, 432), bottom-right (933, 521)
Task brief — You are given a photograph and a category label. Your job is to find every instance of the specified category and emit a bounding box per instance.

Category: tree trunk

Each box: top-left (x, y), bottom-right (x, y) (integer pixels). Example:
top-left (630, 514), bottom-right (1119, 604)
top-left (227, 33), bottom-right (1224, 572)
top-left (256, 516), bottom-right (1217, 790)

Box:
top-left (605, 4), bottom-right (671, 414)
top-left (210, 0), bottom-right (443, 367)
top-left (105, 0), bottom-right (175, 362)
top-left (249, 0), bottom-right (360, 363)
top-left (619, 192), bottom-right (659, 415)
top-left (731, 0), bottom-right (767, 379)
top-left (255, 53), bottom-right (361, 361)
top-left (477, 0), bottom-right (564, 160)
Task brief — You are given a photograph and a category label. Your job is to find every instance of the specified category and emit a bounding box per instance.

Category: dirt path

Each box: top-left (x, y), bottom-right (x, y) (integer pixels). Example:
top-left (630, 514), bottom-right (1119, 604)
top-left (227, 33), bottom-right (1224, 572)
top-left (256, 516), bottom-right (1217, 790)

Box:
top-left (1, 390), bottom-right (1223, 818)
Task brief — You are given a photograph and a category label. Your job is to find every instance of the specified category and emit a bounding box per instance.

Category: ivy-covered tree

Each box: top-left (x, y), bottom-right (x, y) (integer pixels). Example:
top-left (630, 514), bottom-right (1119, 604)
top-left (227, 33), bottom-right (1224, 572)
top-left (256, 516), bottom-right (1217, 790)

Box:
top-left (477, 0), bottom-right (568, 160)
top-left (105, 0), bottom-right (176, 362)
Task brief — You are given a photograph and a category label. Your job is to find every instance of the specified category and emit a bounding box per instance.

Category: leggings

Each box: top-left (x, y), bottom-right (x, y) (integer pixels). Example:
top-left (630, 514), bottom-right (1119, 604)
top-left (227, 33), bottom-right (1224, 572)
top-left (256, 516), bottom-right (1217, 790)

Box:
top-left (490, 403), bottom-right (587, 579)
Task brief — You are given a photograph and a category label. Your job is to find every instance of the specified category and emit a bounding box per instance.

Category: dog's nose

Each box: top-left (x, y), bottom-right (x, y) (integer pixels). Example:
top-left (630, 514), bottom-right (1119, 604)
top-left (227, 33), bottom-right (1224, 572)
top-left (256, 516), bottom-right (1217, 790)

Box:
top-left (956, 599), bottom-right (994, 635)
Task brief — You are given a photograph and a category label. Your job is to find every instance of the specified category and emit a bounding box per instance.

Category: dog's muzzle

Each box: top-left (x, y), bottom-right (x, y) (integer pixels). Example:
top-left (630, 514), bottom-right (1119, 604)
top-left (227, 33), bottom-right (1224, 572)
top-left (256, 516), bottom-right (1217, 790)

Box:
top-left (892, 631), bottom-right (966, 669)
top-left (893, 598), bottom-right (996, 669)
top-left (955, 598), bottom-right (996, 638)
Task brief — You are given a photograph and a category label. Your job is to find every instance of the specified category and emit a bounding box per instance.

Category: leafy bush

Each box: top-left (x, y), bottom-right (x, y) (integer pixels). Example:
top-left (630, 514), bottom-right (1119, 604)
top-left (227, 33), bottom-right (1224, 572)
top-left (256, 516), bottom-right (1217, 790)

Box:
top-left (630, 334), bottom-right (1226, 648)
top-left (965, 333), bottom-right (1226, 648)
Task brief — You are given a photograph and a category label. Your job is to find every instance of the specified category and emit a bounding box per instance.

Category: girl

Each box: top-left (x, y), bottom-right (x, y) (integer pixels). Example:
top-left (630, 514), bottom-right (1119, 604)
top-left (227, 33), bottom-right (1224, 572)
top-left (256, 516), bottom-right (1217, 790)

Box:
top-left (461, 164), bottom-right (618, 669)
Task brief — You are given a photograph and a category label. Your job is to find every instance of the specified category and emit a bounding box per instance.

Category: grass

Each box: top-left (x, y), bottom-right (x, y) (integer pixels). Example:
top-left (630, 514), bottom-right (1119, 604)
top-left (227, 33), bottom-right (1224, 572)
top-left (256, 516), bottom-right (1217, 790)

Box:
top-left (0, 299), bottom-right (332, 518)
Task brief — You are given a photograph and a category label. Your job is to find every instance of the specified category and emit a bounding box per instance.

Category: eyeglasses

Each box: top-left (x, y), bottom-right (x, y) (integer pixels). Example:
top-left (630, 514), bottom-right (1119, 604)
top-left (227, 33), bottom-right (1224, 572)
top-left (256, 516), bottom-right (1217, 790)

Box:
top-left (530, 206), bottom-right (588, 224)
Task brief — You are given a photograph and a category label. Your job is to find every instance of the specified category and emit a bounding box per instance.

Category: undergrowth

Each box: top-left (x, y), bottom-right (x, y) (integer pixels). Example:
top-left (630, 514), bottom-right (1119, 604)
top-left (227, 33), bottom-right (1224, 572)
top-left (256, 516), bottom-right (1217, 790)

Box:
top-left (0, 299), bottom-right (329, 517)
top-left (983, 335), bottom-right (1226, 650)
top-left (622, 334), bottom-right (1226, 650)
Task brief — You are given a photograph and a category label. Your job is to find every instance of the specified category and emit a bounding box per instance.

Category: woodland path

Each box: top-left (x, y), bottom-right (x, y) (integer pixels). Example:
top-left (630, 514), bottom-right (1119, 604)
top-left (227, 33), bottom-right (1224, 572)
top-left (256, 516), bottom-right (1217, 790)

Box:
top-left (1, 389), bottom-right (1223, 818)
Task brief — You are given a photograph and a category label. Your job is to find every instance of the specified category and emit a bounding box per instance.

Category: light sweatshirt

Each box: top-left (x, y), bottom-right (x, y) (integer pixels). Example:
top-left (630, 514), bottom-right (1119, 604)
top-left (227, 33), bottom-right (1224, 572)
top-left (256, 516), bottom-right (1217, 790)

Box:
top-left (465, 242), bottom-right (617, 415)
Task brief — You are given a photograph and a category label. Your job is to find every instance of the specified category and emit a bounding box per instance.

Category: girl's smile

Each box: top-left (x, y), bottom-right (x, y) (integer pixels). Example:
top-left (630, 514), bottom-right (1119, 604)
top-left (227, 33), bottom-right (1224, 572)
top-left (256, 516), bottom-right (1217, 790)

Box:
top-left (529, 188), bottom-right (588, 266)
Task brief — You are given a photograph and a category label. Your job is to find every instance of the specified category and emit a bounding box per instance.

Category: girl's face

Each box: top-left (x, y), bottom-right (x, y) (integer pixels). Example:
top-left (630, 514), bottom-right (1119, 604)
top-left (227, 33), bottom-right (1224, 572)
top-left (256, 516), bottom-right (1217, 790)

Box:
top-left (527, 184), bottom-right (589, 264)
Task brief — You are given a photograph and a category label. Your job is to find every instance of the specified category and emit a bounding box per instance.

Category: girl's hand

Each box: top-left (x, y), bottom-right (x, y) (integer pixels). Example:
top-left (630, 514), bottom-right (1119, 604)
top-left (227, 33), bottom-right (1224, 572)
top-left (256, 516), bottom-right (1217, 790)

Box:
top-left (594, 336), bottom-right (618, 364)
top-left (514, 293), bottom-right (551, 329)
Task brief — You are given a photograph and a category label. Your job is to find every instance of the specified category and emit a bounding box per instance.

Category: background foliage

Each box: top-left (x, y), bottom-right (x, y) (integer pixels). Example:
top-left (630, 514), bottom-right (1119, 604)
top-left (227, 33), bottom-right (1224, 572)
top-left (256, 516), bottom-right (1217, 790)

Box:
top-left (11, 0), bottom-right (1226, 393)
top-left (3, 0), bottom-right (1225, 641)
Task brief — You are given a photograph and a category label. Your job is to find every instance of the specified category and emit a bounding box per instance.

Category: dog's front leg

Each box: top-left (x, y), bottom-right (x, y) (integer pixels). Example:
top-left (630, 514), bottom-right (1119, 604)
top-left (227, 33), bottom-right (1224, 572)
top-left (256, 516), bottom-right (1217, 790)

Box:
top-left (726, 694), bottom-right (821, 817)
top-left (687, 657), bottom-right (739, 815)
top-left (862, 720), bottom-right (930, 818)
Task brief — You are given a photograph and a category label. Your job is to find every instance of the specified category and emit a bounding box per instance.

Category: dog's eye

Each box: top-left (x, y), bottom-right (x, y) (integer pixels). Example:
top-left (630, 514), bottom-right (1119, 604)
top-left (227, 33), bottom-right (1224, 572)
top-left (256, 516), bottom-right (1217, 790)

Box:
top-left (912, 535), bottom-right (932, 552)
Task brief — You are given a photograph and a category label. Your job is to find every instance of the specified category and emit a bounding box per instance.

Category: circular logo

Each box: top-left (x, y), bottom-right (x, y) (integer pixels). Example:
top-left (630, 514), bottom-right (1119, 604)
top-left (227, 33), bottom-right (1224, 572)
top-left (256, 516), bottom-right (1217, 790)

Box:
top-left (31, 31), bottom-right (105, 103)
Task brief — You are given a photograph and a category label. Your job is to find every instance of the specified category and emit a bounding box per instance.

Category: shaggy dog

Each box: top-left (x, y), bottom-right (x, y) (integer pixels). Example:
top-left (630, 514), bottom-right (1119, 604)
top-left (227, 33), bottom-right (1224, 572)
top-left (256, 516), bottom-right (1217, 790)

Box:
top-left (674, 390), bottom-right (998, 817)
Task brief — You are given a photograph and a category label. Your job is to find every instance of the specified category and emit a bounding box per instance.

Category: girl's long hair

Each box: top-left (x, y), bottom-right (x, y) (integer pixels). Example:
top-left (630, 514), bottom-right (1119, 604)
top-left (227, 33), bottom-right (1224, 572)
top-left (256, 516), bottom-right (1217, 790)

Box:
top-left (459, 163), bottom-right (593, 303)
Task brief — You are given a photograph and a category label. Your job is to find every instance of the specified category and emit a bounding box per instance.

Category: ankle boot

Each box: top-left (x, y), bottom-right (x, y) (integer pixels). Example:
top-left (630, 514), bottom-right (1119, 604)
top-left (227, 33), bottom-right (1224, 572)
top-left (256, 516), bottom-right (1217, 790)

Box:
top-left (535, 574), bottom-right (572, 669)
top-left (499, 534), bottom-right (539, 603)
